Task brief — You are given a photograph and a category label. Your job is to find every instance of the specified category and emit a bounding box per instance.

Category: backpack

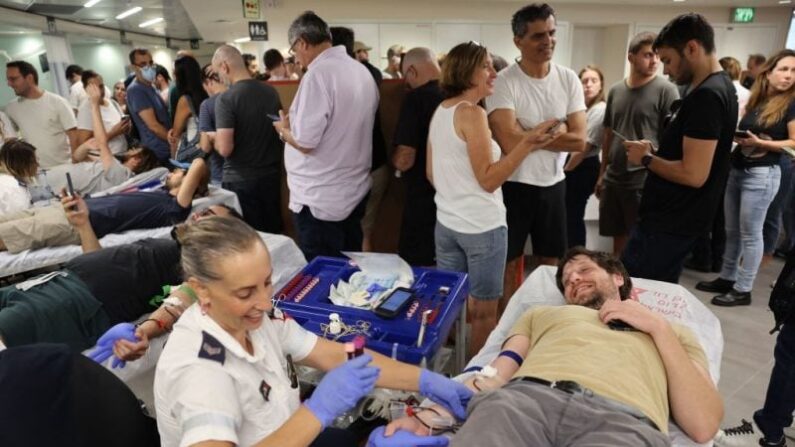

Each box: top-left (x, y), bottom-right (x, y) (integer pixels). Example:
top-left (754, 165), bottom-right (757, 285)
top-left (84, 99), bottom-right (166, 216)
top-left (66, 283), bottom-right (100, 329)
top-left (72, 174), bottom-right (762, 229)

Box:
top-left (174, 95), bottom-right (202, 163)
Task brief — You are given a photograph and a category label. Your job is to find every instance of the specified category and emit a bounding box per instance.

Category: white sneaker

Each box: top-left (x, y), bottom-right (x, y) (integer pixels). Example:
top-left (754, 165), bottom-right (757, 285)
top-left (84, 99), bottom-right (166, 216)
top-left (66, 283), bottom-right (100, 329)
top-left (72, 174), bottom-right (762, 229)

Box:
top-left (714, 419), bottom-right (786, 447)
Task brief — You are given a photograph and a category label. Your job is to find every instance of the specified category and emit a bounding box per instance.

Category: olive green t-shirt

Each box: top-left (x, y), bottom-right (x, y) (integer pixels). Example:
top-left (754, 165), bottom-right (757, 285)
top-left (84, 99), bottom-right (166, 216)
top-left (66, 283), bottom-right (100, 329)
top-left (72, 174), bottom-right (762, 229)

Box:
top-left (508, 305), bottom-right (709, 433)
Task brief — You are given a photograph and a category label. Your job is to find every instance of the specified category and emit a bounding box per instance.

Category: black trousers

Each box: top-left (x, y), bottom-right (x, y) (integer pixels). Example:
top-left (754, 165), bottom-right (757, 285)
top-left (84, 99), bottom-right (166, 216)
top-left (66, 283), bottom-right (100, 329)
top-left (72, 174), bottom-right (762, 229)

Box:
top-left (565, 156), bottom-right (600, 248)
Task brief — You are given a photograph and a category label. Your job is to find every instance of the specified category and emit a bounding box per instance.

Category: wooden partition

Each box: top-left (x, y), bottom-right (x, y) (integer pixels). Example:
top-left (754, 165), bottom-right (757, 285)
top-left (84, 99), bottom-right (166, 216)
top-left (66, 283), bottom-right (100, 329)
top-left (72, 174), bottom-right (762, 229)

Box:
top-left (270, 79), bottom-right (409, 253)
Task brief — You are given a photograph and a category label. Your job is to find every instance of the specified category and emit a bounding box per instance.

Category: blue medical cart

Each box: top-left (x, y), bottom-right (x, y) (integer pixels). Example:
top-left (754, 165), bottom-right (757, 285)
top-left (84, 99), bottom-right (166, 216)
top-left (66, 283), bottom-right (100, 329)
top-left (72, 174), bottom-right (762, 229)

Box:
top-left (274, 257), bottom-right (469, 370)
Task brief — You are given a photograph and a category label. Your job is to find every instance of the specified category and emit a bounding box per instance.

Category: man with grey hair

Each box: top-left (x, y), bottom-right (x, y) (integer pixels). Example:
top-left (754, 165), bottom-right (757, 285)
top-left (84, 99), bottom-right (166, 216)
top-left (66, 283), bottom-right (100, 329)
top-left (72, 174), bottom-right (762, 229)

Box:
top-left (393, 47), bottom-right (444, 266)
top-left (595, 31), bottom-right (679, 256)
top-left (487, 3), bottom-right (587, 312)
top-left (273, 11), bottom-right (379, 261)
top-left (212, 44), bottom-right (284, 233)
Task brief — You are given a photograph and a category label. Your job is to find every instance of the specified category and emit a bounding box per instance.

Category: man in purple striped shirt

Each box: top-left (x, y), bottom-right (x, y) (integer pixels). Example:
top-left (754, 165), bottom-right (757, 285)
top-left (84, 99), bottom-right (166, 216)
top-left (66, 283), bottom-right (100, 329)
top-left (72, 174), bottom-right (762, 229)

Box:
top-left (274, 11), bottom-right (379, 262)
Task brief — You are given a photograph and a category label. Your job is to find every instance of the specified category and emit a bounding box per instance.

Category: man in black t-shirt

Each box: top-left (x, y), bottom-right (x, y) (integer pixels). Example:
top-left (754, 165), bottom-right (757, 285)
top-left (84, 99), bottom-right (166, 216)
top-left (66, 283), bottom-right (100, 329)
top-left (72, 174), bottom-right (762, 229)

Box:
top-left (213, 45), bottom-right (284, 234)
top-left (393, 47), bottom-right (444, 266)
top-left (621, 13), bottom-right (738, 283)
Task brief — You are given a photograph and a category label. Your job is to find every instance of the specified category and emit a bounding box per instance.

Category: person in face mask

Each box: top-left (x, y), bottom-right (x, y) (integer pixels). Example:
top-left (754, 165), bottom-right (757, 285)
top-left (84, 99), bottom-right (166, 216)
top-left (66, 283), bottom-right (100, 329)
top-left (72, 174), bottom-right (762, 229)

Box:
top-left (125, 48), bottom-right (172, 162)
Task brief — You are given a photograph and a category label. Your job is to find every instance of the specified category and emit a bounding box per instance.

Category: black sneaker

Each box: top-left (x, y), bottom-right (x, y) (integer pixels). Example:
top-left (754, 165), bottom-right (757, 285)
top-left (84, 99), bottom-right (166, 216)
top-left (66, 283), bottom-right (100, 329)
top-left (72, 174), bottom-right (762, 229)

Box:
top-left (711, 289), bottom-right (752, 307)
top-left (696, 277), bottom-right (735, 293)
top-left (714, 419), bottom-right (787, 446)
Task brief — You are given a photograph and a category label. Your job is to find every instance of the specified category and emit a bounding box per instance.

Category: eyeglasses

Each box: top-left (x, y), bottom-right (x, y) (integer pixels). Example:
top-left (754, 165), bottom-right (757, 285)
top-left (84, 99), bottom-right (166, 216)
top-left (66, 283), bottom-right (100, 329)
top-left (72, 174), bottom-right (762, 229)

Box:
top-left (134, 60), bottom-right (154, 69)
top-left (288, 39), bottom-right (299, 56)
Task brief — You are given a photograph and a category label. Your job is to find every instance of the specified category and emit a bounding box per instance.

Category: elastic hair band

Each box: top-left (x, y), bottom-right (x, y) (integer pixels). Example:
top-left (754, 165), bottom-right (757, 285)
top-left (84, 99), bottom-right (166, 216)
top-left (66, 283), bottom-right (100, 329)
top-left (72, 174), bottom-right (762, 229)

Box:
top-left (498, 350), bottom-right (523, 366)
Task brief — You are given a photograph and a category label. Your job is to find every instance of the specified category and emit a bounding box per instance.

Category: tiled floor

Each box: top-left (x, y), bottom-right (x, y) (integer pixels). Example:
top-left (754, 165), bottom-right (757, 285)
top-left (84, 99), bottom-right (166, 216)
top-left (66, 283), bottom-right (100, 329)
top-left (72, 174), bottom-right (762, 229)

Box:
top-left (678, 259), bottom-right (784, 429)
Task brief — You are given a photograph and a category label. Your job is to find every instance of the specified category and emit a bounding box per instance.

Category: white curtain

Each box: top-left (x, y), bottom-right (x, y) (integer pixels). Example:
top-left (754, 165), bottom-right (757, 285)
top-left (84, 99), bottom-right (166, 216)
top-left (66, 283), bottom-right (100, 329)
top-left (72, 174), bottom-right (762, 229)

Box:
top-left (42, 33), bottom-right (74, 98)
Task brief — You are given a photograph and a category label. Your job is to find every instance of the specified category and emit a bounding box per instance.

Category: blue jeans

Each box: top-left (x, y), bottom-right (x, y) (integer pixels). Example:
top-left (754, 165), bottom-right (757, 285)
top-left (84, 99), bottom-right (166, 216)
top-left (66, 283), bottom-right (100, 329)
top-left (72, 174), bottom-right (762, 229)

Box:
top-left (621, 226), bottom-right (699, 283)
top-left (754, 323), bottom-right (795, 442)
top-left (435, 222), bottom-right (507, 300)
top-left (721, 165), bottom-right (781, 292)
top-left (763, 156), bottom-right (792, 254)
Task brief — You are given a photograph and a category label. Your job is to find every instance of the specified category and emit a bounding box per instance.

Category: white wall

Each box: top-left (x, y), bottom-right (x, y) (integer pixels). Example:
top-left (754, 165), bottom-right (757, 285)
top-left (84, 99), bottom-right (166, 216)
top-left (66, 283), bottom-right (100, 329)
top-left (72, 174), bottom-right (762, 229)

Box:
top-left (0, 34), bottom-right (52, 107)
top-left (571, 26), bottom-right (604, 77)
top-left (71, 42), bottom-right (131, 87)
top-left (187, 0), bottom-right (792, 58)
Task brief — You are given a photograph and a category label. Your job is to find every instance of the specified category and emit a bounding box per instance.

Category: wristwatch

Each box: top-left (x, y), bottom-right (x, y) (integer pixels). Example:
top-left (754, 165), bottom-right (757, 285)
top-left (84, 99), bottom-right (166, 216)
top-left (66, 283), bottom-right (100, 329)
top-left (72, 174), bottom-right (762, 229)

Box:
top-left (641, 154), bottom-right (653, 167)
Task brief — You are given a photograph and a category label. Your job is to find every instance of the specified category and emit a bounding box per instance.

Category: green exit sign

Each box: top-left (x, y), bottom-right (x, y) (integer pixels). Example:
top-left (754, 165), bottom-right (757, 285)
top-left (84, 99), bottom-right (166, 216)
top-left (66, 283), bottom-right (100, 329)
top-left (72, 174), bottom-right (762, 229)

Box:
top-left (732, 7), bottom-right (755, 23)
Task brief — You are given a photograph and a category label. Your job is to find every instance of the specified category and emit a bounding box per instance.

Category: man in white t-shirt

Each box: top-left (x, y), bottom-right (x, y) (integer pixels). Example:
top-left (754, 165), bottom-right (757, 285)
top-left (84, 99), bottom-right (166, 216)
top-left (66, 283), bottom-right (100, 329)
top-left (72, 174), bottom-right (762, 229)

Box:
top-left (486, 3), bottom-right (587, 309)
top-left (4, 61), bottom-right (78, 168)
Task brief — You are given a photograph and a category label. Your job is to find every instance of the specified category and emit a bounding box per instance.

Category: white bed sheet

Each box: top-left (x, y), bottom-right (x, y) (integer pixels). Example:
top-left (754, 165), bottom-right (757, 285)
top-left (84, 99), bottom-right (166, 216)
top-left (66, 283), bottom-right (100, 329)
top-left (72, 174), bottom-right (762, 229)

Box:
top-left (460, 266), bottom-right (723, 447)
top-left (0, 186), bottom-right (242, 278)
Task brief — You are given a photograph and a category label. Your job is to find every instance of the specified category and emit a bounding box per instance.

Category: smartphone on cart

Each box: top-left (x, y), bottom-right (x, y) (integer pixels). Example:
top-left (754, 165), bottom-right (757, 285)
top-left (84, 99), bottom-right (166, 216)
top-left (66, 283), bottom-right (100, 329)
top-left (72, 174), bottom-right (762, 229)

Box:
top-left (374, 287), bottom-right (415, 318)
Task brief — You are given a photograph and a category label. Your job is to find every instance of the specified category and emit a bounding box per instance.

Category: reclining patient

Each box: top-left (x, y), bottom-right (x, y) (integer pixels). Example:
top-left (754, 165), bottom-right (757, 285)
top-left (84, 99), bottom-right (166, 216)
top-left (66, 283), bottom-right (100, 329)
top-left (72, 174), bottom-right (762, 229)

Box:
top-left (374, 247), bottom-right (722, 446)
top-left (39, 84), bottom-right (161, 198)
top-left (0, 195), bottom-right (236, 352)
top-left (0, 152), bottom-right (209, 254)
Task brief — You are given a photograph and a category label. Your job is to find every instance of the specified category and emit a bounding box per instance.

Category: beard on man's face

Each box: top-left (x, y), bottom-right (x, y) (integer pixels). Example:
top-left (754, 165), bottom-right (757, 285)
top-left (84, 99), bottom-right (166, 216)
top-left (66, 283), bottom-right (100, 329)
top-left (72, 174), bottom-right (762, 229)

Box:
top-left (569, 279), bottom-right (620, 310)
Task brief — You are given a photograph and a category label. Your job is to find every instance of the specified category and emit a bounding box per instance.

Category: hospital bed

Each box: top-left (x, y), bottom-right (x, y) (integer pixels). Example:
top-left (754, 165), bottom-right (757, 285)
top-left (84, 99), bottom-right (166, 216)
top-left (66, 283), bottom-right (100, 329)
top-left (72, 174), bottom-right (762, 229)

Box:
top-left (459, 265), bottom-right (723, 447)
top-left (0, 186), bottom-right (242, 278)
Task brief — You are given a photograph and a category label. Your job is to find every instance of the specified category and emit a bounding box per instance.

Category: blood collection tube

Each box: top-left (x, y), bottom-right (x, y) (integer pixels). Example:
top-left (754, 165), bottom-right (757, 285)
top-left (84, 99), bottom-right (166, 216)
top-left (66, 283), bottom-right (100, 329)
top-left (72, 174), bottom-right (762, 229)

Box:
top-left (353, 335), bottom-right (365, 357)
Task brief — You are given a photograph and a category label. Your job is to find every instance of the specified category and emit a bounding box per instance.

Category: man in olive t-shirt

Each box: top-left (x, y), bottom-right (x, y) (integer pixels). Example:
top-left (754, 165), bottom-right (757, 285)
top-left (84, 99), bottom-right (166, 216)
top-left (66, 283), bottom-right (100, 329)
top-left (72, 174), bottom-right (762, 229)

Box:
top-left (383, 247), bottom-right (722, 446)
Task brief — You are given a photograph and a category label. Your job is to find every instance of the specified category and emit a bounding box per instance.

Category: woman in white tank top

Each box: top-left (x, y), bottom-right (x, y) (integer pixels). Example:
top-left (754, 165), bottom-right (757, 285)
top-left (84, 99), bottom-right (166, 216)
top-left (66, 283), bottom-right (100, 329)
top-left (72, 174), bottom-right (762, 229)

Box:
top-left (428, 41), bottom-right (563, 357)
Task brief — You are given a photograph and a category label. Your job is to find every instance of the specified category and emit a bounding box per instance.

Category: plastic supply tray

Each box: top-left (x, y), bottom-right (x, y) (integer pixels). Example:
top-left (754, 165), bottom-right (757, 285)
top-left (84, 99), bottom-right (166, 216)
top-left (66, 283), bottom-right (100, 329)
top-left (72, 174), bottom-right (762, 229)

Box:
top-left (274, 256), bottom-right (468, 364)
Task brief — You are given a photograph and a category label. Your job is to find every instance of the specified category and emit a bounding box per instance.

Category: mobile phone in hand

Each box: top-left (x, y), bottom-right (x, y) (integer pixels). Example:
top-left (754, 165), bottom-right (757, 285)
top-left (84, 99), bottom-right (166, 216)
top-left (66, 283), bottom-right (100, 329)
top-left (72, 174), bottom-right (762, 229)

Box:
top-left (267, 114), bottom-right (281, 121)
top-left (547, 119), bottom-right (565, 134)
top-left (734, 130), bottom-right (751, 139)
top-left (121, 114), bottom-right (130, 122)
top-left (65, 173), bottom-right (77, 211)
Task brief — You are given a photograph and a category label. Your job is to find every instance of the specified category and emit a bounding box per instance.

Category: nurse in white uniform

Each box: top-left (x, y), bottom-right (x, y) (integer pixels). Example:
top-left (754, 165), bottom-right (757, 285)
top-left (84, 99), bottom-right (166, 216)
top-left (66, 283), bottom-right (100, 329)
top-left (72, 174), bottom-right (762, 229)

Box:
top-left (152, 217), bottom-right (472, 447)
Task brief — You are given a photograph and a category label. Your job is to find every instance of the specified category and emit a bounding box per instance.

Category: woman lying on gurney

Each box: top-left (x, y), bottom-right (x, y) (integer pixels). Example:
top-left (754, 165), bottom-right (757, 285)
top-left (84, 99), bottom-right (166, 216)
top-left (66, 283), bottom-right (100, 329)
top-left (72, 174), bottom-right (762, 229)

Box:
top-left (368, 248), bottom-right (722, 446)
top-left (0, 195), bottom-right (236, 352)
top-left (91, 216), bottom-right (471, 447)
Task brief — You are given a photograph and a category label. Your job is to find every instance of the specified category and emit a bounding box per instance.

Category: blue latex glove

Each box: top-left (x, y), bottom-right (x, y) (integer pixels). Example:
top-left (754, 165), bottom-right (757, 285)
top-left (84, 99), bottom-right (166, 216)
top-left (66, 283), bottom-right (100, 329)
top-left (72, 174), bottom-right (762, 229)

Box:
top-left (419, 369), bottom-right (473, 420)
top-left (304, 354), bottom-right (380, 428)
top-left (367, 426), bottom-right (449, 446)
top-left (87, 323), bottom-right (139, 369)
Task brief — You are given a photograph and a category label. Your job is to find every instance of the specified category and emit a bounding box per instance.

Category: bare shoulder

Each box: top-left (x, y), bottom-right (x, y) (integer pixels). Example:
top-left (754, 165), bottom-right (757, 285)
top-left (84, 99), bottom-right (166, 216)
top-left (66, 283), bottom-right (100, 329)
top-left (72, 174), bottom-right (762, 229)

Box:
top-left (455, 102), bottom-right (487, 124)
